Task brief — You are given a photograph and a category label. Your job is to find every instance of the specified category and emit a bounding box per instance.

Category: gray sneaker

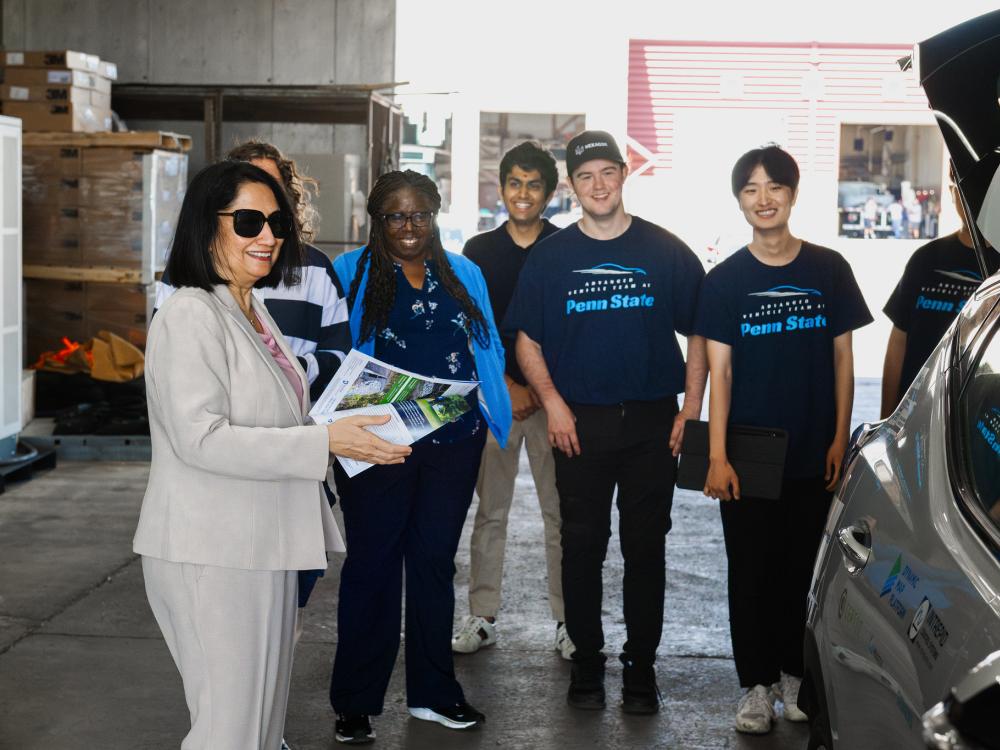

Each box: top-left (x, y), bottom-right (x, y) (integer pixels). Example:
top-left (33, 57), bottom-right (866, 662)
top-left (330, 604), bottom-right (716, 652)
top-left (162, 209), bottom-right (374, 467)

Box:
top-left (772, 672), bottom-right (808, 722)
top-left (735, 685), bottom-right (775, 734)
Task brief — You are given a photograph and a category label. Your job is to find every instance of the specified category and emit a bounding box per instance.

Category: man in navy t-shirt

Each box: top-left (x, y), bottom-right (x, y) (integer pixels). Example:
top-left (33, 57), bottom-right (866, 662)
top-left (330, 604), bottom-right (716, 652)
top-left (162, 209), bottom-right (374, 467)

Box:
top-left (504, 130), bottom-right (707, 715)
top-left (696, 146), bottom-right (871, 735)
top-left (452, 142), bottom-right (573, 660)
top-left (881, 180), bottom-right (999, 418)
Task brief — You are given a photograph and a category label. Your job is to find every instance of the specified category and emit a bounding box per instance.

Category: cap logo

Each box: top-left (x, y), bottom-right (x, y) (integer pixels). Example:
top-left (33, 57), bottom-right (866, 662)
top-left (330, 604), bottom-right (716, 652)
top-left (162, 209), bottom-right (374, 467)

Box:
top-left (574, 145), bottom-right (585, 156)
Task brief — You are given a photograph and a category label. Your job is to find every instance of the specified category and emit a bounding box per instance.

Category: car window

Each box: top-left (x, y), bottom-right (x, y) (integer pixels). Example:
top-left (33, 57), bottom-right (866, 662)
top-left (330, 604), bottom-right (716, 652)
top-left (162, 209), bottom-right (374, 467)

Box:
top-left (957, 278), bottom-right (1000, 368)
top-left (961, 327), bottom-right (1000, 534)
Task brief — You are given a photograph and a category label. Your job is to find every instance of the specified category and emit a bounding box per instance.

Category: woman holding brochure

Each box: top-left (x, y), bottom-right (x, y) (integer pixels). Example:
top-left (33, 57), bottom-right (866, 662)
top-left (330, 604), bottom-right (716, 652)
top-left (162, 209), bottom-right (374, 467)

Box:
top-left (134, 160), bottom-right (409, 750)
top-left (328, 170), bottom-right (511, 743)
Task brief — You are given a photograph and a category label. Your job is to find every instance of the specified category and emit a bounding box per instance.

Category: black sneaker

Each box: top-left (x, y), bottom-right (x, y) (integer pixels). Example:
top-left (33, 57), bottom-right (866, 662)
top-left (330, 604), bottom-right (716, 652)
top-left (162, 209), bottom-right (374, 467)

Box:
top-left (567, 655), bottom-right (607, 710)
top-left (335, 715), bottom-right (375, 744)
top-left (408, 701), bottom-right (485, 729)
top-left (620, 653), bottom-right (661, 715)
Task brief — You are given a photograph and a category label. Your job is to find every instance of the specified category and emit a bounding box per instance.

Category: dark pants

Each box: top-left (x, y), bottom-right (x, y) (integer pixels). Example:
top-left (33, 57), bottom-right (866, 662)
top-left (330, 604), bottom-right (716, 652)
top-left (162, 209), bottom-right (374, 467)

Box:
top-left (329, 431), bottom-right (486, 715)
top-left (298, 480), bottom-right (338, 608)
top-left (719, 477), bottom-right (832, 687)
top-left (554, 398), bottom-right (678, 666)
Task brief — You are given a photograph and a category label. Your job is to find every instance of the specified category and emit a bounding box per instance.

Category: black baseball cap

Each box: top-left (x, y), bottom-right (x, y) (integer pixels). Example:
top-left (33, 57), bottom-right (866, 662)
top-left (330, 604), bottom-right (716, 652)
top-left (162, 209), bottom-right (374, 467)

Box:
top-left (566, 130), bottom-right (625, 177)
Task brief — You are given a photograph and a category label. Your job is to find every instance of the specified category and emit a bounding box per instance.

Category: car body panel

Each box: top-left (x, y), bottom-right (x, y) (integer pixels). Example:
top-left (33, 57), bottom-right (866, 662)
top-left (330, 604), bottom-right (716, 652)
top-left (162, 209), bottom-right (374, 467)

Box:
top-left (807, 287), bottom-right (1000, 749)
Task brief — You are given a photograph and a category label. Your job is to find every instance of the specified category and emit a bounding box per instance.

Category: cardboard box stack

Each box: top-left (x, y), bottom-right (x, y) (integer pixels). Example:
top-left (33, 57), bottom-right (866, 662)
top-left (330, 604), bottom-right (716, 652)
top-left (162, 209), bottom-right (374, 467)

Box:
top-left (1, 49), bottom-right (116, 132)
top-left (22, 144), bottom-right (187, 273)
top-left (21, 133), bottom-right (189, 361)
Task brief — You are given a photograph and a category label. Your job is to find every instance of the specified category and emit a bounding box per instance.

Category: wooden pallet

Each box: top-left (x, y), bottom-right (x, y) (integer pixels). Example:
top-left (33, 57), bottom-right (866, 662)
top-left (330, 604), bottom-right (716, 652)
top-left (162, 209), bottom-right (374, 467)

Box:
top-left (22, 130), bottom-right (192, 152)
top-left (0, 442), bottom-right (57, 495)
top-left (23, 265), bottom-right (146, 284)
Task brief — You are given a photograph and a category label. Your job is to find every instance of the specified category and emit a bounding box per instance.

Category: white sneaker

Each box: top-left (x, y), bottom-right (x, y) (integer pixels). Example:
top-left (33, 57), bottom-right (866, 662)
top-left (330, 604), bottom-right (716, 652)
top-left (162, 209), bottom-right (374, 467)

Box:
top-left (554, 622), bottom-right (576, 661)
top-left (451, 615), bottom-right (497, 654)
top-left (772, 672), bottom-right (808, 722)
top-left (735, 685), bottom-right (775, 734)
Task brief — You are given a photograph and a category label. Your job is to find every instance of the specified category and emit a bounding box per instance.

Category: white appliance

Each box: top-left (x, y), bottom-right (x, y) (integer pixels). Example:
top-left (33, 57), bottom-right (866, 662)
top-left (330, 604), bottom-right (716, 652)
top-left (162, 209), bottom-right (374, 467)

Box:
top-left (0, 115), bottom-right (22, 457)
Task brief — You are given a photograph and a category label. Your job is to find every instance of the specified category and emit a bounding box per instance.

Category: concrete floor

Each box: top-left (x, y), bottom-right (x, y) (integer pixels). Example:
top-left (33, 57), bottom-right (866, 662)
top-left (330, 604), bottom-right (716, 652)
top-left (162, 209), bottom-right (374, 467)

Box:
top-left (0, 381), bottom-right (880, 749)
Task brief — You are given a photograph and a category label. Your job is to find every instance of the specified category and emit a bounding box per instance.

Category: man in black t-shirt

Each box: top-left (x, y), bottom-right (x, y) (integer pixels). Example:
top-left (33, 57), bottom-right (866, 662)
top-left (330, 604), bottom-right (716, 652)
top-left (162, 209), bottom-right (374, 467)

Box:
top-left (881, 182), bottom-right (999, 417)
top-left (451, 142), bottom-right (572, 660)
top-left (504, 130), bottom-right (707, 715)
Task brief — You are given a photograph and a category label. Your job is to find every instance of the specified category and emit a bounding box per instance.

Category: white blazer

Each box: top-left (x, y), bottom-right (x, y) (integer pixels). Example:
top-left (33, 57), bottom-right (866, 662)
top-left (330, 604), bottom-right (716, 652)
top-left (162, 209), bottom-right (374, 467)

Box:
top-left (134, 284), bottom-right (345, 570)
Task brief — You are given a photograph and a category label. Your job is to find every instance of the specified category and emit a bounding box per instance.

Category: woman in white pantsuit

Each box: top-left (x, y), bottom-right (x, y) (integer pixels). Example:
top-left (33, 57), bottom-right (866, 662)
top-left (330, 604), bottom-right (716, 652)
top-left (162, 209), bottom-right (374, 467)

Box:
top-left (134, 161), bottom-right (410, 750)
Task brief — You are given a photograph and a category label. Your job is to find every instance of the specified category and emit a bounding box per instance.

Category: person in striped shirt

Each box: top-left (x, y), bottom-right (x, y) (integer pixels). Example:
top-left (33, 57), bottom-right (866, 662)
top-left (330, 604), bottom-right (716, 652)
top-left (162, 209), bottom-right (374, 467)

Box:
top-left (156, 141), bottom-right (351, 403)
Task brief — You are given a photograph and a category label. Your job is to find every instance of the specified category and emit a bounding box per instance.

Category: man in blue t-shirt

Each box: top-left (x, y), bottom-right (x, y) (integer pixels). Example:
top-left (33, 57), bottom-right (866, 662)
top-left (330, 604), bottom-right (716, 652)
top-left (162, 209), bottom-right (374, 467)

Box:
top-left (881, 178), bottom-right (998, 418)
top-left (504, 130), bottom-right (707, 715)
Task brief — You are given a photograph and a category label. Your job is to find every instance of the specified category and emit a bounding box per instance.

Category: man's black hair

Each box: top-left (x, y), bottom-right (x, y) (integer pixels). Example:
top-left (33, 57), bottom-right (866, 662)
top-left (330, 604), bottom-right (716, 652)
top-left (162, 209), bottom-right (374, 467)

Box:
top-left (165, 160), bottom-right (303, 291)
top-left (499, 141), bottom-right (559, 196)
top-left (731, 145), bottom-right (800, 197)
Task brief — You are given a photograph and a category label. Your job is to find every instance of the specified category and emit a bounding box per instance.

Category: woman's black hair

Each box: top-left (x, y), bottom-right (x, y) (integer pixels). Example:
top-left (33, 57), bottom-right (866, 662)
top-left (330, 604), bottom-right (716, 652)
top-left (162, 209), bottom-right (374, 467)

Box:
top-left (165, 160), bottom-right (303, 290)
top-left (499, 141), bottom-right (559, 196)
top-left (346, 169), bottom-right (490, 348)
top-left (731, 145), bottom-right (800, 197)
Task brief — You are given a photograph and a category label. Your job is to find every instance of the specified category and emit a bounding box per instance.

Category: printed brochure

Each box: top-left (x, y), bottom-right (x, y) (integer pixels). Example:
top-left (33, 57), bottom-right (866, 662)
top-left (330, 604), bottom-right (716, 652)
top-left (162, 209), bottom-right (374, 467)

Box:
top-left (309, 350), bottom-right (478, 476)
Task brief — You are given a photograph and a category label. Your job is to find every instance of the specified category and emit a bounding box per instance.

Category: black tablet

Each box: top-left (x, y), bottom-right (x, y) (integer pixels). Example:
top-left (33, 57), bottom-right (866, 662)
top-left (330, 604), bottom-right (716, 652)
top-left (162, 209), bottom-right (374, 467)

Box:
top-left (677, 420), bottom-right (788, 500)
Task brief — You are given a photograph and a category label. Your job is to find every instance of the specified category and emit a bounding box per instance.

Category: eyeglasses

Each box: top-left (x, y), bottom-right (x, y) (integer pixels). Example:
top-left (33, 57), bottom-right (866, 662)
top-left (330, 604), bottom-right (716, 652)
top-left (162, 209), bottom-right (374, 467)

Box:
top-left (381, 211), bottom-right (435, 230)
top-left (217, 209), bottom-right (293, 239)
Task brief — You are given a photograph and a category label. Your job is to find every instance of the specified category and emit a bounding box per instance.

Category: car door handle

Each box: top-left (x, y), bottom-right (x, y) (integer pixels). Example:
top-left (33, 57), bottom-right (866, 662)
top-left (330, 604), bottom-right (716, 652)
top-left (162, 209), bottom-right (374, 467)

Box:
top-left (837, 520), bottom-right (871, 576)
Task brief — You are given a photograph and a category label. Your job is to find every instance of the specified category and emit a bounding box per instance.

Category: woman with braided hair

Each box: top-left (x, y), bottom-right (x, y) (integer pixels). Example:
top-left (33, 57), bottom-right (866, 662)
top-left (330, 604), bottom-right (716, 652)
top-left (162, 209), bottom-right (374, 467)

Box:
top-left (329, 170), bottom-right (511, 743)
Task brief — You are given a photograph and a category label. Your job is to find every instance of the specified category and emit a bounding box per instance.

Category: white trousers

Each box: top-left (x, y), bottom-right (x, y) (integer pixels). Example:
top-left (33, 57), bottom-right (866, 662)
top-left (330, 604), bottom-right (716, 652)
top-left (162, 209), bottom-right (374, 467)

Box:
top-left (468, 408), bottom-right (564, 621)
top-left (142, 556), bottom-right (297, 750)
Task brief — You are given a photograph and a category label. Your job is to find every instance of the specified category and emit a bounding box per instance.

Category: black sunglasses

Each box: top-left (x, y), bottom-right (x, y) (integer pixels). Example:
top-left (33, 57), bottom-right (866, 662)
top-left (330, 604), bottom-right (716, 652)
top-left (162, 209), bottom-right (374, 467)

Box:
top-left (381, 211), bottom-right (435, 230)
top-left (217, 209), bottom-right (293, 239)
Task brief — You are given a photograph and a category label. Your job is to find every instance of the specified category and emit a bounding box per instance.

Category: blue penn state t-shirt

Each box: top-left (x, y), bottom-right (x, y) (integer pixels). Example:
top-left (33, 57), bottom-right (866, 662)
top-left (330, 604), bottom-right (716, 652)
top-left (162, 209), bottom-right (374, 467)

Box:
top-left (884, 233), bottom-right (998, 394)
top-left (694, 243), bottom-right (872, 479)
top-left (503, 216), bottom-right (704, 405)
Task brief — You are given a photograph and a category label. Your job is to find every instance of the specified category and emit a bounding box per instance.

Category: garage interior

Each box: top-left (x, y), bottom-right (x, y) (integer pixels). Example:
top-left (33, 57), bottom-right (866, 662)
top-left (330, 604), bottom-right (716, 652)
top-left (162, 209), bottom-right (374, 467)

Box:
top-left (3, 2), bottom-right (995, 749)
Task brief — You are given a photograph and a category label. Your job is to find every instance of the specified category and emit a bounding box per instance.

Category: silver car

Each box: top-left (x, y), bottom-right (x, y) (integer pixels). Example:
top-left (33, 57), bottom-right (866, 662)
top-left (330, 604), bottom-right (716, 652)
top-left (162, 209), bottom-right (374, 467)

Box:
top-left (802, 280), bottom-right (1000, 750)
top-left (803, 12), bottom-right (1000, 749)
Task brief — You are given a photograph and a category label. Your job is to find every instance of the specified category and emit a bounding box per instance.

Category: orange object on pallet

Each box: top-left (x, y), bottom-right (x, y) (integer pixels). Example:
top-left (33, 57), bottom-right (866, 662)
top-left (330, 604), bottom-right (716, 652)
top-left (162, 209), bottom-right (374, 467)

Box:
top-left (32, 336), bottom-right (93, 372)
top-left (31, 331), bottom-right (143, 382)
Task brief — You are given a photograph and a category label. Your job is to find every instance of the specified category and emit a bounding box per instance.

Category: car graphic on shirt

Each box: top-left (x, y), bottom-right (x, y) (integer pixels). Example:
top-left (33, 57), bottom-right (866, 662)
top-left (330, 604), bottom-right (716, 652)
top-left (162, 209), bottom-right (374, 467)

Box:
top-left (748, 285), bottom-right (823, 298)
top-left (934, 268), bottom-right (982, 283)
top-left (572, 263), bottom-right (648, 276)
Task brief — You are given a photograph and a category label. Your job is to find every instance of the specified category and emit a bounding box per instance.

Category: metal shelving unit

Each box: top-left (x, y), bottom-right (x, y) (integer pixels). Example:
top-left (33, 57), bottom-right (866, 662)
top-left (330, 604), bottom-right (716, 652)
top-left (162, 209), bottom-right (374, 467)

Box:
top-left (110, 84), bottom-right (403, 196)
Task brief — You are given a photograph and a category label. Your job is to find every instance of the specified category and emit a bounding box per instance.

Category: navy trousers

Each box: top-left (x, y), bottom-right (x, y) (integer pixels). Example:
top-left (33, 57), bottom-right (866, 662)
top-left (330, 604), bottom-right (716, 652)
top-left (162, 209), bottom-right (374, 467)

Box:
top-left (329, 431), bottom-right (486, 716)
top-left (719, 477), bottom-right (832, 687)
